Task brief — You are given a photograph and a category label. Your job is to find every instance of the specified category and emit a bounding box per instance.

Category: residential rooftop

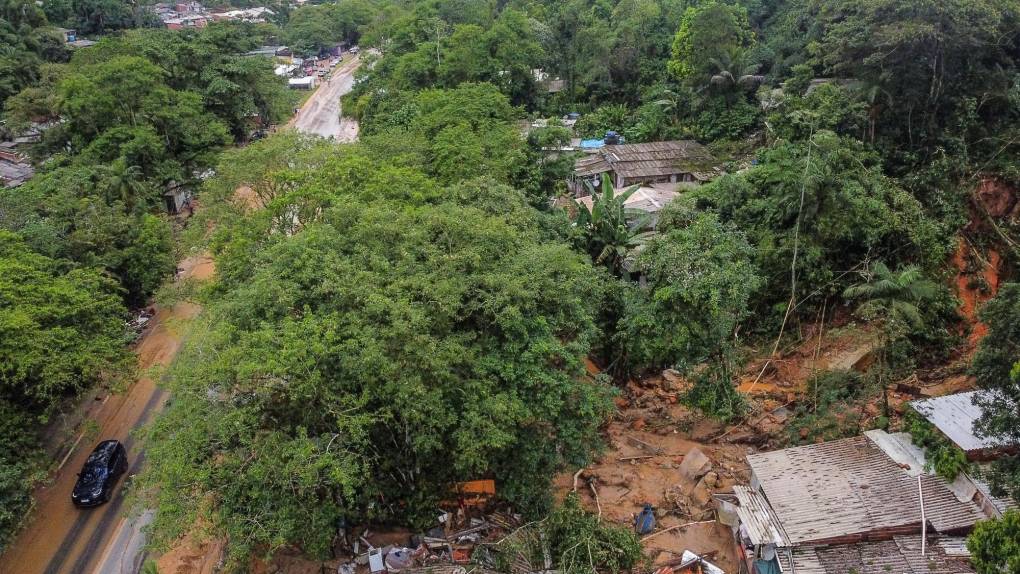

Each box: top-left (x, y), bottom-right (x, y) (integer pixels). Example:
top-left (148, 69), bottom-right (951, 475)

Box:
top-left (783, 536), bottom-right (975, 574)
top-left (746, 433), bottom-right (985, 546)
top-left (573, 140), bottom-right (718, 181)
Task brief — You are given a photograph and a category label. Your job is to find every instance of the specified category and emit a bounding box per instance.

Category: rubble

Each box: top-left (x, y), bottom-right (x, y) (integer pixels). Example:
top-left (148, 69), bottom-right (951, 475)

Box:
top-left (677, 447), bottom-right (711, 481)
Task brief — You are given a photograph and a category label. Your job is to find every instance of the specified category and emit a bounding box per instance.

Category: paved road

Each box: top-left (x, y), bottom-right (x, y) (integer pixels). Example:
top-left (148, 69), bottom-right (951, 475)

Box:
top-left (0, 255), bottom-right (214, 574)
top-left (292, 55), bottom-right (361, 141)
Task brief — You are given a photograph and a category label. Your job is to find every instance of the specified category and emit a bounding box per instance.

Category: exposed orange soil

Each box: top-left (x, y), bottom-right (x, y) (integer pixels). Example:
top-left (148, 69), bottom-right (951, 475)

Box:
top-left (553, 371), bottom-right (751, 573)
top-left (157, 532), bottom-right (224, 574)
top-left (737, 324), bottom-right (878, 399)
top-left (952, 238), bottom-right (1001, 350)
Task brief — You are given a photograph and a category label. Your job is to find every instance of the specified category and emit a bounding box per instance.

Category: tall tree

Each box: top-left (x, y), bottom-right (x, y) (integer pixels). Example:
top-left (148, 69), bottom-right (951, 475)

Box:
top-left (843, 262), bottom-right (937, 414)
top-left (669, 0), bottom-right (753, 84)
top-left (971, 284), bottom-right (1020, 504)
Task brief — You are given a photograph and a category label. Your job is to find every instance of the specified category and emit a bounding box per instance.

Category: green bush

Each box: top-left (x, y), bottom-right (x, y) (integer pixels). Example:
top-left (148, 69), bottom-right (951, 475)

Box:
top-left (693, 98), bottom-right (760, 141)
top-left (904, 407), bottom-right (970, 480)
top-left (787, 370), bottom-right (880, 444)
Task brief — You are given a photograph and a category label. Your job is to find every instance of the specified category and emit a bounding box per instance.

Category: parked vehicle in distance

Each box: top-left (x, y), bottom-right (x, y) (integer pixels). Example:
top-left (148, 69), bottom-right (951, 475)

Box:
top-left (71, 440), bottom-right (128, 507)
top-left (349, 46), bottom-right (359, 54)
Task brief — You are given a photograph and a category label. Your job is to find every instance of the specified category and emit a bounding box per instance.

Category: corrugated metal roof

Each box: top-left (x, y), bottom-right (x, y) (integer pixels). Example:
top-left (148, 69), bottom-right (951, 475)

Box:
top-left (790, 537), bottom-right (975, 574)
top-left (790, 536), bottom-right (976, 574)
top-left (573, 140), bottom-right (717, 179)
top-left (747, 435), bottom-right (985, 545)
top-left (972, 474), bottom-right (1019, 515)
top-left (864, 429), bottom-right (926, 476)
top-left (733, 485), bottom-right (790, 547)
top-left (936, 536), bottom-right (971, 557)
top-left (910, 391), bottom-right (1003, 453)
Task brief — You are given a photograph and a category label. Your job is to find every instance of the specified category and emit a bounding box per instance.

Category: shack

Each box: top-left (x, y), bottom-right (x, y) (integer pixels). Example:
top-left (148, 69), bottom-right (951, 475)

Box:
top-left (910, 391), bottom-right (1017, 461)
top-left (569, 140), bottom-right (719, 196)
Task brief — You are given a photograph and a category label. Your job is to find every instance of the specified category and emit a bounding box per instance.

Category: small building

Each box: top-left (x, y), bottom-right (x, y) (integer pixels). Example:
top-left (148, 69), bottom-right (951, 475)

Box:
top-left (163, 182), bottom-right (192, 215)
top-left (53, 27), bottom-right (77, 42)
top-left (574, 182), bottom-right (679, 225)
top-left (719, 431), bottom-right (993, 574)
top-left (274, 64), bottom-right (298, 77)
top-left (569, 140), bottom-right (719, 196)
top-left (0, 137), bottom-right (36, 188)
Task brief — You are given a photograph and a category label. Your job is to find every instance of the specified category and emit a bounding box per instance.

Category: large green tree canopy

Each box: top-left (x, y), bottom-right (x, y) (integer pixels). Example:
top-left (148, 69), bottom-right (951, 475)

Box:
top-left (140, 133), bottom-right (616, 564)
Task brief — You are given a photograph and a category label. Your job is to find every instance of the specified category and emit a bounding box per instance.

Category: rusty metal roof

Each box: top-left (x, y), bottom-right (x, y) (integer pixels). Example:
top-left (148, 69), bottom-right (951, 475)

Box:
top-left (573, 141), bottom-right (717, 179)
top-left (910, 391), bottom-right (1004, 454)
top-left (791, 536), bottom-right (975, 574)
top-left (747, 435), bottom-right (986, 545)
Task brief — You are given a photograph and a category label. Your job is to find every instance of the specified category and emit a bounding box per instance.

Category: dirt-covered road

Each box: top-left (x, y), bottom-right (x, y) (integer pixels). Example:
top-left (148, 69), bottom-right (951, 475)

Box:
top-left (291, 54), bottom-right (362, 141)
top-left (0, 255), bottom-right (214, 574)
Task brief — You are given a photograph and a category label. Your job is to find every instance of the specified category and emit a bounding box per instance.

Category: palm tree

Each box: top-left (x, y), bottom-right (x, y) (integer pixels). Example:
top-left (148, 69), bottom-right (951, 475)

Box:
top-left (101, 160), bottom-right (147, 212)
top-left (707, 51), bottom-right (764, 97)
top-left (573, 174), bottom-right (654, 277)
top-left (843, 262), bottom-right (937, 415)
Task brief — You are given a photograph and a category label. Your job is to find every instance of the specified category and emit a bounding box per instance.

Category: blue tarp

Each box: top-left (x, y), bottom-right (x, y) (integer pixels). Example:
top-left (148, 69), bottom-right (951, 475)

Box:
top-left (580, 139), bottom-right (604, 149)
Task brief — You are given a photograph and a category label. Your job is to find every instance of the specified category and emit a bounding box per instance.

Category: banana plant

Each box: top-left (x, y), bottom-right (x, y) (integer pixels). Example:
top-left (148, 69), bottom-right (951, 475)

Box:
top-left (573, 173), bottom-right (654, 277)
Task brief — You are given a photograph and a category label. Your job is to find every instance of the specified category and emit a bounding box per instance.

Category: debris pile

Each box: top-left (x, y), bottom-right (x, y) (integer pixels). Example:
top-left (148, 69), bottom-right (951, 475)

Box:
top-left (333, 480), bottom-right (537, 574)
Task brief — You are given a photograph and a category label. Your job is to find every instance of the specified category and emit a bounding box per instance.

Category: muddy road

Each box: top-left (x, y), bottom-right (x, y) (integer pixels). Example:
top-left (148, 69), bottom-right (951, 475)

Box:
top-left (292, 54), bottom-right (362, 141)
top-left (0, 254), bottom-right (214, 574)
top-left (0, 53), bottom-right (368, 574)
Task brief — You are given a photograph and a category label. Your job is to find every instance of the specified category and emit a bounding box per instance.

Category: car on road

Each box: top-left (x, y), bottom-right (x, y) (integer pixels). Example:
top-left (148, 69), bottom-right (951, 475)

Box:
top-left (72, 440), bottom-right (128, 507)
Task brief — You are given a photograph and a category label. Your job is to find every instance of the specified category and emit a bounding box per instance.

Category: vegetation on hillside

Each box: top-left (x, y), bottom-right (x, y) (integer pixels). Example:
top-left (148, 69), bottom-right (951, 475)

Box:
top-left (0, 20), bottom-right (291, 546)
top-left (1, 0), bottom-right (1019, 567)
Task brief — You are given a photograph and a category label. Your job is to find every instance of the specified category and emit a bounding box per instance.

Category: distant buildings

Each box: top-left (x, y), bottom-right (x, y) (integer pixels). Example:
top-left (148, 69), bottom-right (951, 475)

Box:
top-left (151, 2), bottom-right (274, 29)
top-left (0, 133), bottom-right (38, 188)
top-left (52, 27), bottom-right (97, 49)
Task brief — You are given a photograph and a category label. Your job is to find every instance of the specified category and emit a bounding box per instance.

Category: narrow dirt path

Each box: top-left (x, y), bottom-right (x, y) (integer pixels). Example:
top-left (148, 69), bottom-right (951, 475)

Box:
top-left (0, 254), bottom-right (213, 574)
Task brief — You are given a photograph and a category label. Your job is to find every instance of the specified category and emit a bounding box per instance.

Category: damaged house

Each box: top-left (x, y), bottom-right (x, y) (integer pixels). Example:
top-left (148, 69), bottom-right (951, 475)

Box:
top-left (716, 429), bottom-right (999, 574)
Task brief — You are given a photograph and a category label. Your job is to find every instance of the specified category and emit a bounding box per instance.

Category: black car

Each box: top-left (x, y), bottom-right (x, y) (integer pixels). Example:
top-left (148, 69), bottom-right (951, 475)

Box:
top-left (71, 440), bottom-right (128, 507)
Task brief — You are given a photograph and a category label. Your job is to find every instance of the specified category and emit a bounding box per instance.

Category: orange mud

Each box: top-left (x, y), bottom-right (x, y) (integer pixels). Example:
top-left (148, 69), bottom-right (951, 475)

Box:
top-left (555, 371), bottom-right (751, 573)
top-left (157, 532), bottom-right (224, 574)
top-left (737, 326), bottom-right (879, 400)
top-left (952, 238), bottom-right (1001, 349)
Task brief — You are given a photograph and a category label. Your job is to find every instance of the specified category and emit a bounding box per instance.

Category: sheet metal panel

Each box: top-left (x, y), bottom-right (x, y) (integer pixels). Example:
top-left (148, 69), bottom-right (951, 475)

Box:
top-left (910, 391), bottom-right (1000, 454)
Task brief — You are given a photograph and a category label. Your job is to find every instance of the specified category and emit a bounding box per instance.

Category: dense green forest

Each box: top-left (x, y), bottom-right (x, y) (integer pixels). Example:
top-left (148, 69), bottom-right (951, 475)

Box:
top-left (136, 0), bottom-right (1020, 570)
top-left (2, 0), bottom-right (1020, 569)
